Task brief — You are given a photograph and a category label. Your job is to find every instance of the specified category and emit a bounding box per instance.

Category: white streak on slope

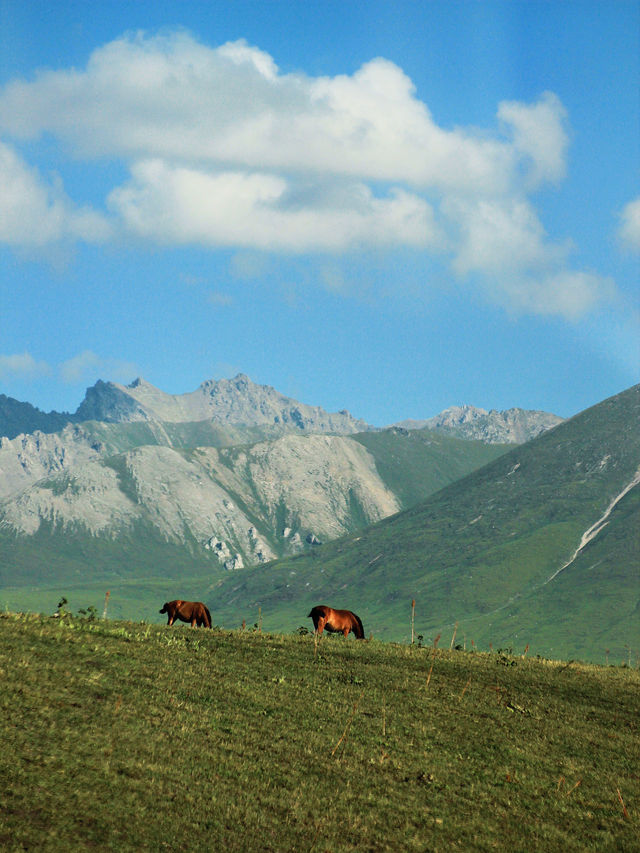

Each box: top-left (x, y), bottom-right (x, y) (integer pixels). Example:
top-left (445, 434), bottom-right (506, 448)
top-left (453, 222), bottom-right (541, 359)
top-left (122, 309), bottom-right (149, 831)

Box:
top-left (544, 467), bottom-right (640, 585)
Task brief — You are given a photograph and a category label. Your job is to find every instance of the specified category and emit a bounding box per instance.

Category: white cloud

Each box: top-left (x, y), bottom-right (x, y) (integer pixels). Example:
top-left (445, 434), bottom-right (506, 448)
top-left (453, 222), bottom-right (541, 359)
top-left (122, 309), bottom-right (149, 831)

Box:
top-left (0, 30), bottom-right (616, 319)
top-left (108, 159), bottom-right (439, 252)
top-left (59, 351), bottom-right (138, 384)
top-left (0, 141), bottom-right (110, 247)
top-left (0, 32), bottom-right (540, 193)
top-left (444, 195), bottom-right (613, 319)
top-left (0, 352), bottom-right (51, 380)
top-left (619, 197), bottom-right (640, 252)
top-left (445, 195), bottom-right (568, 277)
top-left (498, 92), bottom-right (569, 187)
top-left (496, 270), bottom-right (616, 321)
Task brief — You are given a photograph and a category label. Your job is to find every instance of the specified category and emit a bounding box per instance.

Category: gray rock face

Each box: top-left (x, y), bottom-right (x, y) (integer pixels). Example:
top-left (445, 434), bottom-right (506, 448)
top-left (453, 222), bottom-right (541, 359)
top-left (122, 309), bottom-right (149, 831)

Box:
top-left (75, 380), bottom-right (148, 423)
top-left (0, 424), bottom-right (105, 499)
top-left (0, 432), bottom-right (399, 569)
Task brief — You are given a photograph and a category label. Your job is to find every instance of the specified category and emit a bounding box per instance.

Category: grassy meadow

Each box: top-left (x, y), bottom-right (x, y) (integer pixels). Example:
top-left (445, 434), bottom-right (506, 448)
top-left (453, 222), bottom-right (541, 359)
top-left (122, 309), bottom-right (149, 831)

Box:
top-left (1, 612), bottom-right (638, 851)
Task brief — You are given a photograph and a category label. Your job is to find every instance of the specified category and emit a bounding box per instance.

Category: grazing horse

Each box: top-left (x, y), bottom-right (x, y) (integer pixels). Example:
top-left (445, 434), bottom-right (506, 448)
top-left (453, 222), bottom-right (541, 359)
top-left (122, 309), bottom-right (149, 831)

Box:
top-left (159, 600), bottom-right (212, 628)
top-left (308, 605), bottom-right (365, 639)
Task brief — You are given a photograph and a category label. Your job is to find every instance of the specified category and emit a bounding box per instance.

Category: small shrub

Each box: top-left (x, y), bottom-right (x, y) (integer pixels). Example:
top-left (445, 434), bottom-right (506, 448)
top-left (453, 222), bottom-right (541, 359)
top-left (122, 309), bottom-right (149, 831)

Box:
top-left (54, 597), bottom-right (70, 619)
top-left (77, 605), bottom-right (98, 622)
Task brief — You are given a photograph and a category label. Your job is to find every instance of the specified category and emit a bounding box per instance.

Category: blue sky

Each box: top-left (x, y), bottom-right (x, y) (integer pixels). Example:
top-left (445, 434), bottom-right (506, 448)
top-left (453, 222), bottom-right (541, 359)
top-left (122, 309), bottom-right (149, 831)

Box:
top-left (0, 0), bottom-right (638, 426)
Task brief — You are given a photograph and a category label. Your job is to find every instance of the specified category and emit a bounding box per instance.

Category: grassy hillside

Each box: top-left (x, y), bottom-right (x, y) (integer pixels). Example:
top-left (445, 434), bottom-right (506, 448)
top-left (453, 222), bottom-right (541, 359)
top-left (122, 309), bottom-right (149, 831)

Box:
top-left (1, 612), bottom-right (638, 851)
top-left (0, 517), bottom-right (223, 589)
top-left (1, 387), bottom-right (636, 663)
top-left (354, 428), bottom-right (510, 508)
top-left (205, 385), bottom-right (640, 664)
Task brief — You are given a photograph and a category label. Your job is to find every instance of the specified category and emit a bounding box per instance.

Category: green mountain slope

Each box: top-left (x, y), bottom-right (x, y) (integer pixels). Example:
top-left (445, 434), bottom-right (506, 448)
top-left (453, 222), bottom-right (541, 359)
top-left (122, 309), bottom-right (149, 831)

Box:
top-left (353, 428), bottom-right (509, 507)
top-left (205, 385), bottom-right (640, 663)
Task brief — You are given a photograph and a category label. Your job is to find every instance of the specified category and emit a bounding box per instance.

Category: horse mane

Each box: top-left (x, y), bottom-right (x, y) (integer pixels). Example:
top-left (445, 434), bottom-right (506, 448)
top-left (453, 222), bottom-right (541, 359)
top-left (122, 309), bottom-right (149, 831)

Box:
top-left (308, 605), bottom-right (327, 619)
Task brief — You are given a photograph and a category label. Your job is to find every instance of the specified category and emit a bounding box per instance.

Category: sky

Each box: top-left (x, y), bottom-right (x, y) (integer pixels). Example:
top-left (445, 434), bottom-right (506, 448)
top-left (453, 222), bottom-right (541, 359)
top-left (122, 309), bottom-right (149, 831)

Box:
top-left (0, 0), bottom-right (638, 426)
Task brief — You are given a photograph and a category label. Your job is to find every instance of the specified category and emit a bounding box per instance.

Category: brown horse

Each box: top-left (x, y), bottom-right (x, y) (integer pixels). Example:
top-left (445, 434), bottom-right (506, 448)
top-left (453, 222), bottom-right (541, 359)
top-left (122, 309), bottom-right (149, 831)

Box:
top-left (160, 600), bottom-right (212, 628)
top-left (308, 605), bottom-right (365, 639)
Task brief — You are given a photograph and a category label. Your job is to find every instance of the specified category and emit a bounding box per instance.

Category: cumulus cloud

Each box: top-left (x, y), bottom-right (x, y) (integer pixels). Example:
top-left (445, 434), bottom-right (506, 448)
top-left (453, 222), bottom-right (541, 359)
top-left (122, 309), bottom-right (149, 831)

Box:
top-left (0, 32), bottom-right (566, 196)
top-left (108, 159), bottom-right (439, 252)
top-left (0, 352), bottom-right (51, 380)
top-left (443, 194), bottom-right (613, 319)
top-left (0, 142), bottom-right (109, 247)
top-left (0, 30), bottom-right (615, 318)
top-left (619, 197), bottom-right (640, 252)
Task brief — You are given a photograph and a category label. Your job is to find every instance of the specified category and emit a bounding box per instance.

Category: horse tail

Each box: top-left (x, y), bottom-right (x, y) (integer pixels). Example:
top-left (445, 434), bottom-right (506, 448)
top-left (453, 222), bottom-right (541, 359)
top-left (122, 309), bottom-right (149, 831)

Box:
top-left (204, 605), bottom-right (212, 628)
top-left (353, 613), bottom-right (365, 640)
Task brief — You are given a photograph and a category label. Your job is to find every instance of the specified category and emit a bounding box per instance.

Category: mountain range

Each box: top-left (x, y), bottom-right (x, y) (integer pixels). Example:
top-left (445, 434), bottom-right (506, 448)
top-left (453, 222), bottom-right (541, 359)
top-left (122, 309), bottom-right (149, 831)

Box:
top-left (0, 374), bottom-right (557, 573)
top-left (0, 374), bottom-right (367, 441)
top-left (1, 373), bottom-right (561, 443)
top-left (1, 374), bottom-right (636, 663)
top-left (0, 376), bottom-right (512, 580)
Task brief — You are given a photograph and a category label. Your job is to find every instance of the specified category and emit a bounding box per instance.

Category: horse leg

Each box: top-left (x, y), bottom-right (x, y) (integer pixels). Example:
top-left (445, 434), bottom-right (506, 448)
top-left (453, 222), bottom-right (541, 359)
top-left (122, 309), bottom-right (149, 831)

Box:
top-left (343, 627), bottom-right (349, 638)
top-left (316, 616), bottom-right (326, 637)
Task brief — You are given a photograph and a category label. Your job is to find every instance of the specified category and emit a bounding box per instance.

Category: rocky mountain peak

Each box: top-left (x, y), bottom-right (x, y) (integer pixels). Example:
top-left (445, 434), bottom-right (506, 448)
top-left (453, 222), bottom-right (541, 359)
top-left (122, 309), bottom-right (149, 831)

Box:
top-left (75, 380), bottom-right (148, 423)
top-left (393, 405), bottom-right (563, 444)
top-left (72, 374), bottom-right (370, 434)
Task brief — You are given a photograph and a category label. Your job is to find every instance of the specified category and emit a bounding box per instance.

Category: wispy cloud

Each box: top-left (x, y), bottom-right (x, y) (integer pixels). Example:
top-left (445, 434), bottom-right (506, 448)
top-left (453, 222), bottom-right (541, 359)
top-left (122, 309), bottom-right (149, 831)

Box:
top-left (0, 352), bottom-right (52, 380)
top-left (59, 351), bottom-right (139, 384)
top-left (0, 30), bottom-right (615, 319)
top-left (0, 350), bottom-right (140, 389)
top-left (208, 291), bottom-right (234, 307)
top-left (0, 142), bottom-right (110, 248)
top-left (619, 197), bottom-right (640, 253)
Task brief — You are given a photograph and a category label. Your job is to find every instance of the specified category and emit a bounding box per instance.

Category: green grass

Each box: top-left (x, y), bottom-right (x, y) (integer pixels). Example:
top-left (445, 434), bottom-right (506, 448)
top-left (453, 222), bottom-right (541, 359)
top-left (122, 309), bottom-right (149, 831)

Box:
top-left (0, 575), bottom-right (217, 623)
top-left (354, 428), bottom-right (511, 509)
top-left (1, 612), bottom-right (638, 851)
